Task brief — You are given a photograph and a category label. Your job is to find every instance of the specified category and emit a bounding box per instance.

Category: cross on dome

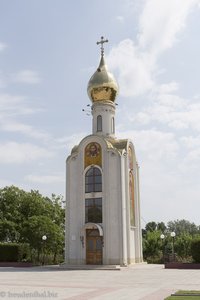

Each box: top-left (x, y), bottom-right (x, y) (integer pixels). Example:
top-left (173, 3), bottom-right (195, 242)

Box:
top-left (96, 36), bottom-right (108, 57)
top-left (87, 36), bottom-right (118, 103)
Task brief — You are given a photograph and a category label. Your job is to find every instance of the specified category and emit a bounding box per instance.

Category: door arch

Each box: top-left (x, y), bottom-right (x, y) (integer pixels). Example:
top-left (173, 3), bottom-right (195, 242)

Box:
top-left (81, 223), bottom-right (103, 265)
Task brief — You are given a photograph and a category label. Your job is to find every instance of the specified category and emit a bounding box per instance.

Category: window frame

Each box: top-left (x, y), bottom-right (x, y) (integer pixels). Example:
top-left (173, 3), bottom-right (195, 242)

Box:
top-left (85, 167), bottom-right (102, 193)
top-left (97, 115), bottom-right (102, 132)
top-left (85, 197), bottom-right (102, 223)
top-left (111, 117), bottom-right (115, 134)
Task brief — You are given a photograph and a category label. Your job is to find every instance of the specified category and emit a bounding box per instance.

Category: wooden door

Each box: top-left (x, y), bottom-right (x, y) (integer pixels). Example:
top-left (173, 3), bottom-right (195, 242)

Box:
top-left (86, 229), bottom-right (102, 265)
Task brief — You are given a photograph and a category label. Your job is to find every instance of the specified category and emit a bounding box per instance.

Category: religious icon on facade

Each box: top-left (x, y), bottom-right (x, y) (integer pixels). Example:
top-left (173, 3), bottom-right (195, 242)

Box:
top-left (86, 143), bottom-right (100, 157)
top-left (85, 142), bottom-right (102, 168)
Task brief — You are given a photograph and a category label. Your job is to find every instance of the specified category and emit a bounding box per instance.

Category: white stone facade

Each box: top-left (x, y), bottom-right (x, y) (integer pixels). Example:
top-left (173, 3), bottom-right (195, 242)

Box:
top-left (65, 134), bottom-right (143, 265)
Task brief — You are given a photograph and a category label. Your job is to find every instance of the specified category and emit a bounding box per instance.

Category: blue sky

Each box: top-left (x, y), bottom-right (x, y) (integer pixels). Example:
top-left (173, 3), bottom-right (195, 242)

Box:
top-left (0, 0), bottom-right (200, 226)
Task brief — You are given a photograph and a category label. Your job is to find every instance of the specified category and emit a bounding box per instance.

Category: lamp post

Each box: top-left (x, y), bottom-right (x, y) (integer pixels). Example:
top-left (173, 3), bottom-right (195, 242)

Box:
top-left (160, 234), bottom-right (165, 263)
top-left (170, 231), bottom-right (176, 262)
top-left (42, 235), bottom-right (47, 265)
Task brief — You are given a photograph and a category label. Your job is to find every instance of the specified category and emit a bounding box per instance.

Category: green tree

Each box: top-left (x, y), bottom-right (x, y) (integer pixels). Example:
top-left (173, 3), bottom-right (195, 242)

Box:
top-left (167, 219), bottom-right (199, 236)
top-left (0, 186), bottom-right (65, 264)
top-left (21, 215), bottom-right (64, 262)
top-left (143, 230), bottom-right (163, 262)
top-left (0, 220), bottom-right (19, 242)
top-left (145, 221), bottom-right (157, 232)
top-left (157, 222), bottom-right (167, 233)
top-left (191, 238), bottom-right (200, 263)
top-left (175, 234), bottom-right (192, 260)
top-left (0, 186), bottom-right (25, 242)
top-left (142, 219), bottom-right (200, 263)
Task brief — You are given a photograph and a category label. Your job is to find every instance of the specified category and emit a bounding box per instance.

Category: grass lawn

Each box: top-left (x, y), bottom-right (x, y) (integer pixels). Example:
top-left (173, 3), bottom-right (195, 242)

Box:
top-left (165, 291), bottom-right (200, 300)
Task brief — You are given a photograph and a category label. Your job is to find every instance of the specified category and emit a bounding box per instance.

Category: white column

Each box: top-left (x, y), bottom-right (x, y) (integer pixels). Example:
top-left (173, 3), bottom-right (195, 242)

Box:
top-left (135, 163), bottom-right (143, 262)
top-left (120, 151), bottom-right (128, 266)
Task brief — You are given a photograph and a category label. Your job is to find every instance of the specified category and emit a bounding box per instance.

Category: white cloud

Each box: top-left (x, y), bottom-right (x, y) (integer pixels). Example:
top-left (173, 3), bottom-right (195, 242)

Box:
top-left (118, 129), bottom-right (180, 222)
top-left (118, 129), bottom-right (179, 161)
top-left (56, 132), bottom-right (87, 152)
top-left (116, 16), bottom-right (124, 23)
top-left (26, 174), bottom-right (64, 184)
top-left (1, 120), bottom-right (51, 141)
top-left (0, 92), bottom-right (52, 145)
top-left (0, 93), bottom-right (36, 116)
top-left (108, 39), bottom-right (154, 96)
top-left (118, 128), bottom-right (200, 223)
top-left (11, 70), bottom-right (42, 84)
top-left (179, 135), bottom-right (200, 172)
top-left (0, 93), bottom-right (49, 141)
top-left (138, 0), bottom-right (199, 55)
top-left (108, 0), bottom-right (199, 97)
top-left (140, 162), bottom-right (200, 223)
top-left (0, 142), bottom-right (53, 164)
top-left (0, 42), bottom-right (7, 51)
top-left (0, 71), bottom-right (6, 88)
top-left (181, 135), bottom-right (200, 149)
top-left (132, 93), bottom-right (200, 131)
top-left (154, 82), bottom-right (179, 94)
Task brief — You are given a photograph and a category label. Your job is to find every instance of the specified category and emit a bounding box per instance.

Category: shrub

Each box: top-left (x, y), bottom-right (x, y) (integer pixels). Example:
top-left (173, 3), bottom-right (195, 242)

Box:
top-left (191, 239), bottom-right (200, 263)
top-left (0, 243), bottom-right (19, 261)
top-left (0, 243), bottom-right (31, 262)
top-left (18, 243), bottom-right (31, 262)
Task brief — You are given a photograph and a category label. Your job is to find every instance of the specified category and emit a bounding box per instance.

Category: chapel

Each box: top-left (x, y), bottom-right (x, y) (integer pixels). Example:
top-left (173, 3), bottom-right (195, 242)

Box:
top-left (65, 37), bottom-right (143, 265)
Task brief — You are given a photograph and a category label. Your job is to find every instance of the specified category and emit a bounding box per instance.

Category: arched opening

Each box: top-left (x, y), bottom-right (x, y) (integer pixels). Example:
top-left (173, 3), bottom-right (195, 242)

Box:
top-left (81, 223), bottom-right (103, 265)
top-left (85, 167), bottom-right (102, 193)
top-left (111, 117), bottom-right (115, 134)
top-left (97, 115), bottom-right (102, 132)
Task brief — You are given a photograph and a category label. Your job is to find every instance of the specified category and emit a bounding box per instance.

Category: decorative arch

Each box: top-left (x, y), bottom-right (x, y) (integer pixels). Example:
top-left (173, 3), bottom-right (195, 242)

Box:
top-left (81, 223), bottom-right (103, 236)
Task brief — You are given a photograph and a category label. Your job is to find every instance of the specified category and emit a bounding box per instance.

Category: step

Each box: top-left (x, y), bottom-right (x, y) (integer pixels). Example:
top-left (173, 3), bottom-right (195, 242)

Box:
top-left (59, 264), bottom-right (121, 270)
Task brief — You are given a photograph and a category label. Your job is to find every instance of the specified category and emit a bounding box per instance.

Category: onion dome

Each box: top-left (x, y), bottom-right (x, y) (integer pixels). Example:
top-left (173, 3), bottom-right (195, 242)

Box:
top-left (87, 37), bottom-right (119, 103)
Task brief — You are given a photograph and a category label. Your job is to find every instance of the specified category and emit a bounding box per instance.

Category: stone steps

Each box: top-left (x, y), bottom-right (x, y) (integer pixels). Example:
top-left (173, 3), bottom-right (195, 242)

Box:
top-left (59, 264), bottom-right (121, 270)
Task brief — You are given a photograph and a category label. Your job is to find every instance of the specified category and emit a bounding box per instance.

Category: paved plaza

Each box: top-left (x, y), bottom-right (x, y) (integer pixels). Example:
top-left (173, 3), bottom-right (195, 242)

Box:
top-left (0, 264), bottom-right (200, 300)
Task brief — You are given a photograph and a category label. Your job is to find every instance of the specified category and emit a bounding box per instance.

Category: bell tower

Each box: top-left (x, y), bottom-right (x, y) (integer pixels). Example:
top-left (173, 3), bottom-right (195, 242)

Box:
top-left (65, 37), bottom-right (143, 266)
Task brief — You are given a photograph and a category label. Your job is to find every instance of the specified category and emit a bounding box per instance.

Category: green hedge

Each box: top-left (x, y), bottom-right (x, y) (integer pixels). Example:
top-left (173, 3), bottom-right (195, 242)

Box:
top-left (0, 243), bottom-right (30, 262)
top-left (191, 239), bottom-right (200, 263)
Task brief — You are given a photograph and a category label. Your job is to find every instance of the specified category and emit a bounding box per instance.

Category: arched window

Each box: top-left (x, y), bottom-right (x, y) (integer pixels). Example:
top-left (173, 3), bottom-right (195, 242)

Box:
top-left (85, 167), bottom-right (102, 193)
top-left (111, 117), bottom-right (115, 133)
top-left (97, 115), bottom-right (102, 132)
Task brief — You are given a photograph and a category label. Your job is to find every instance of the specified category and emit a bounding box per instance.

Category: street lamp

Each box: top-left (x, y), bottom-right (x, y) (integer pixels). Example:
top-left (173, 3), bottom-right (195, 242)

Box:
top-left (170, 231), bottom-right (176, 262)
top-left (42, 235), bottom-right (47, 265)
top-left (42, 235), bottom-right (47, 241)
top-left (160, 234), bottom-right (165, 263)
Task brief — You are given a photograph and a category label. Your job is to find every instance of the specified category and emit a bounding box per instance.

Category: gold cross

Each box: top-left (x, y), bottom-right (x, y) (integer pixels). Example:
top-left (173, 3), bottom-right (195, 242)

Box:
top-left (97, 36), bottom-right (108, 56)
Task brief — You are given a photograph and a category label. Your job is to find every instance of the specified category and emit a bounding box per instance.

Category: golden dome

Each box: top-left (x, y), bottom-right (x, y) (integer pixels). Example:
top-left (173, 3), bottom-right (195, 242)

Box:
top-left (87, 55), bottom-right (119, 103)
